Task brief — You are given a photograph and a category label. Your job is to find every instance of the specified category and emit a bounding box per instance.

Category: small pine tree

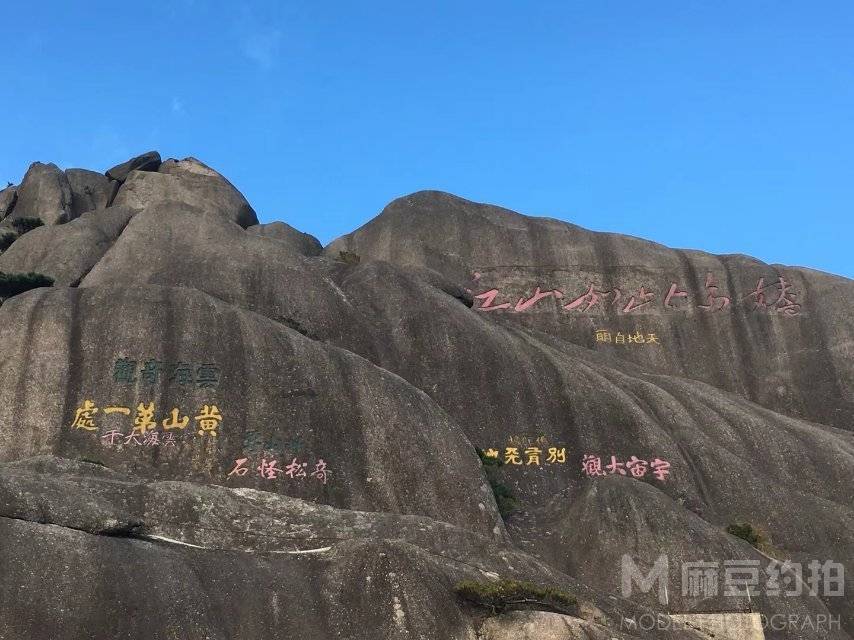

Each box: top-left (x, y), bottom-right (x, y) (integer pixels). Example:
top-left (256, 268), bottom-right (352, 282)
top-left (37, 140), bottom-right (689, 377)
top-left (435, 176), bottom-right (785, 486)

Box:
top-left (455, 579), bottom-right (577, 615)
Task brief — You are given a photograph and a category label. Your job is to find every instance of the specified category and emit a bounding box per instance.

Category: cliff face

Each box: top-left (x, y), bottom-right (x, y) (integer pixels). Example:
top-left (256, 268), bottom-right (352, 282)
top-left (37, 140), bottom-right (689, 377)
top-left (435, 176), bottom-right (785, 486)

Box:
top-left (0, 155), bottom-right (850, 640)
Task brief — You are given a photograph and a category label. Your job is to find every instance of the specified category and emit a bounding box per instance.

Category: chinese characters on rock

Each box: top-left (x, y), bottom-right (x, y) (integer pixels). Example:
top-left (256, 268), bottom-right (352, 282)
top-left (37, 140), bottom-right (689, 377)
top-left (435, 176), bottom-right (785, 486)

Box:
top-left (113, 358), bottom-right (221, 388)
top-left (482, 445), bottom-right (568, 465)
top-left (71, 399), bottom-right (223, 444)
top-left (583, 454), bottom-right (671, 481)
top-left (227, 456), bottom-right (330, 485)
top-left (595, 330), bottom-right (659, 345)
top-left (474, 274), bottom-right (801, 316)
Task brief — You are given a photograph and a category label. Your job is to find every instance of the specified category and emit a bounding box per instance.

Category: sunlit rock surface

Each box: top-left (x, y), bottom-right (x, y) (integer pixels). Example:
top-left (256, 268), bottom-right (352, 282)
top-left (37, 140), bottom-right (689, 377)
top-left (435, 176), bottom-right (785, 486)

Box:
top-left (0, 154), bottom-right (851, 640)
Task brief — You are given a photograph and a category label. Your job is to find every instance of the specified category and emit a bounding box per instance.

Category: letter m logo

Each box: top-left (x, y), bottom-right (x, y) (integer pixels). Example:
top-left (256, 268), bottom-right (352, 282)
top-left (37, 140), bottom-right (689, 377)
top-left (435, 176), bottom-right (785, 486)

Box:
top-left (621, 554), bottom-right (669, 604)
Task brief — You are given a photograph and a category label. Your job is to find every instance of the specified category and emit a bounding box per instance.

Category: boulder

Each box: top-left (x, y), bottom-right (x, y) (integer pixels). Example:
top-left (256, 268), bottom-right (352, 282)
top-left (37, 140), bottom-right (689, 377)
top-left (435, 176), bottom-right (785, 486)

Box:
top-left (113, 167), bottom-right (258, 228)
top-left (158, 156), bottom-right (223, 177)
top-left (8, 162), bottom-right (73, 225)
top-left (0, 205), bottom-right (137, 285)
top-left (65, 168), bottom-right (117, 216)
top-left (0, 185), bottom-right (16, 220)
top-left (246, 221), bottom-right (323, 256)
top-left (105, 150), bottom-right (161, 182)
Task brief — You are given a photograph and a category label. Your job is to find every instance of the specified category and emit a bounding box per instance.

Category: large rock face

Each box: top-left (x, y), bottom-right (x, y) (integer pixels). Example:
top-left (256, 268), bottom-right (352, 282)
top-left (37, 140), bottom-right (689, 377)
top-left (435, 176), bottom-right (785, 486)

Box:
top-left (0, 158), bottom-right (851, 640)
top-left (8, 161), bottom-right (74, 225)
top-left (326, 191), bottom-right (854, 431)
top-left (65, 168), bottom-right (117, 216)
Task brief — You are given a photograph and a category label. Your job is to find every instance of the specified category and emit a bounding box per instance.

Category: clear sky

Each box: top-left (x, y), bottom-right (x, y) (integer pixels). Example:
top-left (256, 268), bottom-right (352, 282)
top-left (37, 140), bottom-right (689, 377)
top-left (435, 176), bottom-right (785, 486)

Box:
top-left (2, 1), bottom-right (852, 277)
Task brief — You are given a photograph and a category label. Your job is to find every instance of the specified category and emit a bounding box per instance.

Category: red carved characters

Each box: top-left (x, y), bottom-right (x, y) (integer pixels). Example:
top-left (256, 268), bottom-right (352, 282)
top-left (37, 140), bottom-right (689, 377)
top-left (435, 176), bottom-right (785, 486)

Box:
top-left (472, 272), bottom-right (801, 316)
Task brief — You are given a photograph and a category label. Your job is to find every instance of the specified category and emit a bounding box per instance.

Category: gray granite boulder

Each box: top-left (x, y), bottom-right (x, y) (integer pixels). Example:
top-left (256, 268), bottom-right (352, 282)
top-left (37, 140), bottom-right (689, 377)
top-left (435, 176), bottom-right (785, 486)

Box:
top-left (0, 205), bottom-right (136, 285)
top-left (0, 185), bottom-right (16, 220)
top-left (105, 150), bottom-right (161, 182)
top-left (66, 168), bottom-right (117, 216)
top-left (113, 162), bottom-right (258, 228)
top-left (247, 221), bottom-right (323, 256)
top-left (8, 161), bottom-right (73, 225)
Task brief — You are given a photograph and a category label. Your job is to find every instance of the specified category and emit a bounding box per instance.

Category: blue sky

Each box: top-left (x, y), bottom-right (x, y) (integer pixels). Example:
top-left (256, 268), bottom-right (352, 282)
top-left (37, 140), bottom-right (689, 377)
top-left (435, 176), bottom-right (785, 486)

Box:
top-left (2, 1), bottom-right (852, 277)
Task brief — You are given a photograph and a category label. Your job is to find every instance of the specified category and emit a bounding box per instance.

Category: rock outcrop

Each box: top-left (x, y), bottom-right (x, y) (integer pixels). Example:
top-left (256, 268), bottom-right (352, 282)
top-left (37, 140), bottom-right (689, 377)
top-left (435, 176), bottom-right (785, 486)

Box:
top-left (0, 153), bottom-right (850, 640)
top-left (8, 161), bottom-right (73, 225)
top-left (0, 185), bottom-right (16, 220)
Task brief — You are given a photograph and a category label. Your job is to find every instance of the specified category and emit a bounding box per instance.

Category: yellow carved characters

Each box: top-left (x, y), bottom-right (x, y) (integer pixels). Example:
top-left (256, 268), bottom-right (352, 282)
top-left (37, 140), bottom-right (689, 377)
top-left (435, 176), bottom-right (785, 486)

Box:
top-left (480, 438), bottom-right (567, 467)
top-left (69, 400), bottom-right (223, 441)
top-left (70, 400), bottom-right (99, 431)
top-left (595, 330), bottom-right (660, 345)
top-left (194, 405), bottom-right (222, 437)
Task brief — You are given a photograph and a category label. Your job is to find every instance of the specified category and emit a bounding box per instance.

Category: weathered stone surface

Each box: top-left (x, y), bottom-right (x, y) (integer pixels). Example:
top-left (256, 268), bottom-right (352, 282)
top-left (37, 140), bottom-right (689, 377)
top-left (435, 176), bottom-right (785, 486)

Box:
top-left (159, 156), bottom-right (223, 177)
top-left (65, 168), bottom-right (116, 216)
top-left (325, 191), bottom-right (854, 431)
top-left (0, 158), bottom-right (851, 639)
top-left (247, 221), bottom-right (323, 256)
top-left (60, 187), bottom-right (854, 637)
top-left (8, 161), bottom-right (73, 225)
top-left (0, 185), bottom-right (16, 220)
top-left (0, 285), bottom-right (502, 539)
top-left (0, 205), bottom-right (136, 285)
top-left (105, 150), bottom-right (161, 182)
top-left (0, 457), bottom-right (705, 640)
top-left (479, 611), bottom-right (637, 640)
top-left (528, 477), bottom-right (846, 630)
top-left (113, 166), bottom-right (258, 228)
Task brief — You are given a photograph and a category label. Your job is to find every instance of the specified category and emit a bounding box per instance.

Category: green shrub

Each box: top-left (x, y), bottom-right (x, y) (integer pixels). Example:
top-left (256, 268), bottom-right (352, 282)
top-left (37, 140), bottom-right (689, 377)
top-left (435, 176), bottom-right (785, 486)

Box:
top-left (475, 447), bottom-right (518, 518)
top-left (337, 250), bottom-right (361, 265)
top-left (727, 522), bottom-right (765, 548)
top-left (0, 271), bottom-right (54, 301)
top-left (476, 447), bottom-right (503, 467)
top-left (0, 231), bottom-right (16, 251)
top-left (489, 479), bottom-right (518, 517)
top-left (10, 217), bottom-right (43, 235)
top-left (455, 579), bottom-right (577, 615)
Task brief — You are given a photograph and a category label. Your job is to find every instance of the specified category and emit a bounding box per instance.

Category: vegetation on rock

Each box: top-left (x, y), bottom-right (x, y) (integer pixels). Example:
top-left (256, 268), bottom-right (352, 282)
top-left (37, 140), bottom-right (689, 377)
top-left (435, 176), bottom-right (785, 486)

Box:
top-left (726, 522), bottom-right (766, 549)
top-left (0, 271), bottom-right (55, 302)
top-left (476, 447), bottom-right (503, 467)
top-left (476, 448), bottom-right (518, 517)
top-left (0, 231), bottom-right (16, 252)
top-left (337, 250), bottom-right (361, 265)
top-left (10, 217), bottom-right (44, 235)
top-left (455, 579), bottom-right (577, 615)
